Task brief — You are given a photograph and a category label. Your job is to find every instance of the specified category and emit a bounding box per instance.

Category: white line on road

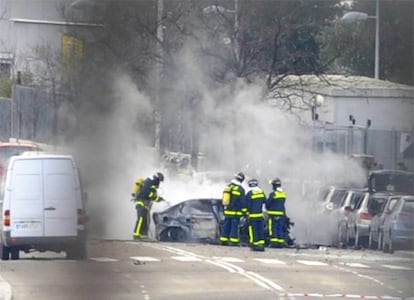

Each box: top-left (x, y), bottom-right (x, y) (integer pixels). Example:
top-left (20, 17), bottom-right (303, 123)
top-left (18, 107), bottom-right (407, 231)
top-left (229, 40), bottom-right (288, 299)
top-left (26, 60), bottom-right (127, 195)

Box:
top-left (381, 264), bottom-right (412, 270)
top-left (297, 260), bottom-right (328, 266)
top-left (171, 256), bottom-right (202, 262)
top-left (254, 258), bottom-right (287, 264)
top-left (129, 256), bottom-right (161, 262)
top-left (339, 262), bottom-right (370, 268)
top-left (89, 257), bottom-right (118, 262)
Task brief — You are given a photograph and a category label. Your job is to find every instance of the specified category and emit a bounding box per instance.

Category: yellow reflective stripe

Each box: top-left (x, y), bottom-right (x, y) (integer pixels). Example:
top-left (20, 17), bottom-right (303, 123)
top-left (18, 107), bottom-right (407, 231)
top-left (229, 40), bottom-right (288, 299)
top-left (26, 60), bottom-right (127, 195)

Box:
top-left (248, 225), bottom-right (253, 244)
top-left (274, 191), bottom-right (286, 198)
top-left (220, 236), bottom-right (229, 242)
top-left (268, 218), bottom-right (273, 236)
top-left (224, 210), bottom-right (237, 216)
top-left (135, 201), bottom-right (145, 207)
top-left (249, 213), bottom-right (263, 218)
top-left (231, 190), bottom-right (241, 196)
top-left (267, 210), bottom-right (284, 216)
top-left (230, 237), bottom-right (239, 243)
top-left (251, 193), bottom-right (265, 199)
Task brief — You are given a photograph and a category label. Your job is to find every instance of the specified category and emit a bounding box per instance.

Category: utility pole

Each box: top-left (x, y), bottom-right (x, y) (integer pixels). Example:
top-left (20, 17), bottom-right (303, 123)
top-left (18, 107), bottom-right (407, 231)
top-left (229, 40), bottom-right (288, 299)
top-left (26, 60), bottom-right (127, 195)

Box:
top-left (154, 0), bottom-right (163, 161)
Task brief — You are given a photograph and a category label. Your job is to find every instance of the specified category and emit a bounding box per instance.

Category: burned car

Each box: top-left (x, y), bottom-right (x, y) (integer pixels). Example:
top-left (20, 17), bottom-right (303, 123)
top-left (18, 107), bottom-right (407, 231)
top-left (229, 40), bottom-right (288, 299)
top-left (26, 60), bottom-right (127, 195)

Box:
top-left (150, 198), bottom-right (223, 243)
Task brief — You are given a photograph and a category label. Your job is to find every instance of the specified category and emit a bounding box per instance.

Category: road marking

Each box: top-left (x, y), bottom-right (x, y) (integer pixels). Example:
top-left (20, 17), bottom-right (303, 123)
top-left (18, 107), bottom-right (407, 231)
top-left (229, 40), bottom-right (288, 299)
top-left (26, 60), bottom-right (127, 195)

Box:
top-left (89, 257), bottom-right (118, 262)
top-left (339, 262), bottom-right (370, 268)
top-left (254, 258), bottom-right (286, 265)
top-left (297, 260), bottom-right (328, 266)
top-left (171, 256), bottom-right (202, 262)
top-left (130, 256), bottom-right (160, 262)
top-left (214, 257), bottom-right (244, 262)
top-left (382, 264), bottom-right (412, 270)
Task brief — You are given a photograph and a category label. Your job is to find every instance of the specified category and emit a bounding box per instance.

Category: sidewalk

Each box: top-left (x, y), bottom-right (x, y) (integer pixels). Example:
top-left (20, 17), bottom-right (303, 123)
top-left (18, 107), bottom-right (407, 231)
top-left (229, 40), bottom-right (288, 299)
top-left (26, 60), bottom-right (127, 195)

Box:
top-left (0, 274), bottom-right (12, 300)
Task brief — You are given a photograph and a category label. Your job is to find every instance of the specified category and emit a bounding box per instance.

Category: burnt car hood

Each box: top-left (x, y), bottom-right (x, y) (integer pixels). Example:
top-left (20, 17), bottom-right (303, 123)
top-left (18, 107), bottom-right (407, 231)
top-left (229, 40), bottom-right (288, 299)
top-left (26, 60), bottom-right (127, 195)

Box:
top-left (151, 198), bottom-right (223, 243)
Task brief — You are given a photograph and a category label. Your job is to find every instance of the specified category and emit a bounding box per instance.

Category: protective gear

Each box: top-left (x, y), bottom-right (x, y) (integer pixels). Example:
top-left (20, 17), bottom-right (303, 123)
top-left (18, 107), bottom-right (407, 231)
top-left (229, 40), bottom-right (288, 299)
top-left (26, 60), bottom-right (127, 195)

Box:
top-left (155, 172), bottom-right (164, 182)
top-left (266, 182), bottom-right (287, 248)
top-left (234, 172), bottom-right (245, 183)
top-left (248, 178), bottom-right (258, 187)
top-left (270, 178), bottom-right (281, 189)
top-left (131, 177), bottom-right (144, 201)
top-left (133, 175), bottom-right (164, 239)
top-left (245, 184), bottom-right (266, 251)
top-left (220, 178), bottom-right (246, 246)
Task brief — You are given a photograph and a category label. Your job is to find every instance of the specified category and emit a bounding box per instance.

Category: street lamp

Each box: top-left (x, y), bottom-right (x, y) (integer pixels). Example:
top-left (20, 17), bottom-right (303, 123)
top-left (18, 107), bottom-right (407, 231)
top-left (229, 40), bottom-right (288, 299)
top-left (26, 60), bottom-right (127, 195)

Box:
top-left (341, 0), bottom-right (380, 79)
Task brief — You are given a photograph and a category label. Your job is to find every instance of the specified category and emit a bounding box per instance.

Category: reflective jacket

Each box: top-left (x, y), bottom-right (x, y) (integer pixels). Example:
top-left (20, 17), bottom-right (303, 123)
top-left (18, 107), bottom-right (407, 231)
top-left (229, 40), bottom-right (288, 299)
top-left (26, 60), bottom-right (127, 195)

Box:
top-left (223, 180), bottom-right (246, 216)
top-left (135, 177), bottom-right (161, 208)
top-left (266, 188), bottom-right (286, 216)
top-left (246, 187), bottom-right (266, 219)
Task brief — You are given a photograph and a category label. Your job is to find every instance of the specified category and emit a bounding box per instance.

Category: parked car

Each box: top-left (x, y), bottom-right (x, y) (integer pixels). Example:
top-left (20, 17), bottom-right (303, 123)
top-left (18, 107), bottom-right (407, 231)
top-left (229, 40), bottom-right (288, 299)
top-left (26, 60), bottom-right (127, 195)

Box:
top-left (346, 191), bottom-right (391, 248)
top-left (319, 186), bottom-right (350, 214)
top-left (368, 193), bottom-right (405, 249)
top-left (381, 195), bottom-right (414, 253)
top-left (149, 198), bottom-right (223, 243)
top-left (334, 188), bottom-right (368, 247)
top-left (0, 153), bottom-right (88, 260)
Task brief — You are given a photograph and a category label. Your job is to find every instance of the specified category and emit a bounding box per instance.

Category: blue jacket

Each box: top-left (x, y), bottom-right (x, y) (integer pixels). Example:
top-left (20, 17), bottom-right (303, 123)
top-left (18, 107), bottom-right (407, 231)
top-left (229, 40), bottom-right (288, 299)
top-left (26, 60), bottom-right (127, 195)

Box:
top-left (246, 186), bottom-right (266, 219)
top-left (266, 187), bottom-right (286, 216)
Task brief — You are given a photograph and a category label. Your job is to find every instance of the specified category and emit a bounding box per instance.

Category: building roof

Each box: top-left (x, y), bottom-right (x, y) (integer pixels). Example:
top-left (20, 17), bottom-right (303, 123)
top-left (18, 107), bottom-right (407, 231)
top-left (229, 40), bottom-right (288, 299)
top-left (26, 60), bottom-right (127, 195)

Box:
top-left (276, 75), bottom-right (414, 98)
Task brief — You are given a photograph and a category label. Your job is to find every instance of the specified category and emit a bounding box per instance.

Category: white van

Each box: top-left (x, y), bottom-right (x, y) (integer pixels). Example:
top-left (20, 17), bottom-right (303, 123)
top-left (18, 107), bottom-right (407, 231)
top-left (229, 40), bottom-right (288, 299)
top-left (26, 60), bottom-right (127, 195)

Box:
top-left (0, 154), bottom-right (88, 260)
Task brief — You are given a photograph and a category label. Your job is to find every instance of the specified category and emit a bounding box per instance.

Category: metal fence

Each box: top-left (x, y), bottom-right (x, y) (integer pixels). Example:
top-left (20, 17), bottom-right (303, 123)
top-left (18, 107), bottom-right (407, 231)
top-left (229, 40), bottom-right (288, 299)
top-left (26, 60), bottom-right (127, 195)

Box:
top-left (313, 123), bottom-right (414, 170)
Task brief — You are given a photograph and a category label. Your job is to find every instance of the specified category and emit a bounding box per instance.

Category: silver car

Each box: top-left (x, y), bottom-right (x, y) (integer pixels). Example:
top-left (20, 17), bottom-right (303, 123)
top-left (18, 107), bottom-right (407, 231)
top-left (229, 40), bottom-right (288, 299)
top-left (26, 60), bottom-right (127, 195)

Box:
top-left (381, 195), bottom-right (414, 253)
top-left (368, 193), bottom-right (405, 249)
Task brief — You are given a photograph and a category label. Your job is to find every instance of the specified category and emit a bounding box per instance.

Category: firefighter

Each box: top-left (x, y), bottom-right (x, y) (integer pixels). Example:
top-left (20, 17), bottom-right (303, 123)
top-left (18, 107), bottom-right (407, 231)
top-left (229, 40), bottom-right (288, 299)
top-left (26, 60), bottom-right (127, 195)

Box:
top-left (220, 172), bottom-right (246, 246)
top-left (266, 178), bottom-right (287, 248)
top-left (133, 172), bottom-right (164, 240)
top-left (245, 178), bottom-right (266, 251)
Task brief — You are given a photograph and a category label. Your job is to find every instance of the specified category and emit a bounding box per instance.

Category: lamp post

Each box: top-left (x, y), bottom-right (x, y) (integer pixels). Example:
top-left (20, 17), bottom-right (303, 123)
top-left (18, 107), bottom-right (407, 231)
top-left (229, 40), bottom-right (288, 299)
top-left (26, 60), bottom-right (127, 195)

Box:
top-left (341, 0), bottom-right (379, 79)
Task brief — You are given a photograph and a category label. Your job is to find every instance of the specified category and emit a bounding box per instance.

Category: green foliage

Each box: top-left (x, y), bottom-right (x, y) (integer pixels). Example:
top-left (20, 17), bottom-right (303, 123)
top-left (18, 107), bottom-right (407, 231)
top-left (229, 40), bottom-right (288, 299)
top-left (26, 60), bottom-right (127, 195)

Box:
top-left (0, 78), bottom-right (12, 97)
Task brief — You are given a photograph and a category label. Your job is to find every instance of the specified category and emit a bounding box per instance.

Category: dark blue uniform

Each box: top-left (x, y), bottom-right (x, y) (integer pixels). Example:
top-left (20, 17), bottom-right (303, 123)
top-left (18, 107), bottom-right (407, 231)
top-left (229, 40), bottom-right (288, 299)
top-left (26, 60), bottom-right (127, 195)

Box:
top-left (246, 186), bottom-right (266, 249)
top-left (133, 177), bottom-right (161, 238)
top-left (220, 180), bottom-right (246, 245)
top-left (266, 188), bottom-right (287, 247)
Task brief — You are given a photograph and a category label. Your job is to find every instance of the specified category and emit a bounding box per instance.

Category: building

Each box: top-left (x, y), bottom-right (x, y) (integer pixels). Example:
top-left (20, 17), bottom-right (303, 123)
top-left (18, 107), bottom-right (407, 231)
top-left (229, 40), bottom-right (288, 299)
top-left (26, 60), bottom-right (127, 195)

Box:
top-left (269, 75), bottom-right (414, 170)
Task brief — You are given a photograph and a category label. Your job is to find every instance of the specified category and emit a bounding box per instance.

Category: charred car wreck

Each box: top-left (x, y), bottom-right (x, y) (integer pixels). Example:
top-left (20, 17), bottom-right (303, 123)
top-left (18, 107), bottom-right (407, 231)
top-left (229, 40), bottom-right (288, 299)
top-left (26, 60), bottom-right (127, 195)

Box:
top-left (151, 198), bottom-right (223, 243)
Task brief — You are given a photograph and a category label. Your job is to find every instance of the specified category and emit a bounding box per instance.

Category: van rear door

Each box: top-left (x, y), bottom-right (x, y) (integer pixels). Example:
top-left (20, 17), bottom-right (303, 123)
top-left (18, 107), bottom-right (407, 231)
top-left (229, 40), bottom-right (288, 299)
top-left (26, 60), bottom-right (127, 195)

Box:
top-left (43, 158), bottom-right (78, 237)
top-left (10, 159), bottom-right (44, 237)
top-left (9, 157), bottom-right (78, 238)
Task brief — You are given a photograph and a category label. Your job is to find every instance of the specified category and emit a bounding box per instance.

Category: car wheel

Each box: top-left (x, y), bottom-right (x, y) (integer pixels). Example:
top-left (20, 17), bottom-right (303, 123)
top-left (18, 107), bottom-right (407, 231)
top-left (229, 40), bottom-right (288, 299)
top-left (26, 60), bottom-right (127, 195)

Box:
top-left (10, 247), bottom-right (20, 260)
top-left (388, 231), bottom-right (394, 254)
top-left (382, 231), bottom-right (389, 253)
top-left (368, 228), bottom-right (373, 249)
top-left (1, 244), bottom-right (10, 260)
top-left (354, 227), bottom-right (360, 248)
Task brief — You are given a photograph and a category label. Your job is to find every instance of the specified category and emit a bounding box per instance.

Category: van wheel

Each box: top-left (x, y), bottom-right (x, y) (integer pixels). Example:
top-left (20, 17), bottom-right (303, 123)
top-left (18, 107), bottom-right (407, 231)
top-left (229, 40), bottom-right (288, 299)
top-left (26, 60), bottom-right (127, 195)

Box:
top-left (11, 247), bottom-right (20, 260)
top-left (1, 245), bottom-right (10, 260)
top-left (66, 243), bottom-right (87, 260)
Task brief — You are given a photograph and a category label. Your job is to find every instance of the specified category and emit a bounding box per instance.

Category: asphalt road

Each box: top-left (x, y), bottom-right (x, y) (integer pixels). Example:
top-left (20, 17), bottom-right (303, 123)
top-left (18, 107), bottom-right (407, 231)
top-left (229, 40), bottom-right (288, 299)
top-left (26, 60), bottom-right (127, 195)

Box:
top-left (0, 240), bottom-right (413, 300)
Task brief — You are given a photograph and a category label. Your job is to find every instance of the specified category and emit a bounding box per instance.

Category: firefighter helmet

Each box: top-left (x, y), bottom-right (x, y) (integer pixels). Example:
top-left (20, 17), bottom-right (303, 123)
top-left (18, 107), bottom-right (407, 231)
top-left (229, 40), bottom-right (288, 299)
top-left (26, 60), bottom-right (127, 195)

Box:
top-left (234, 172), bottom-right (245, 183)
top-left (270, 178), bottom-right (281, 188)
top-left (248, 178), bottom-right (258, 187)
top-left (155, 172), bottom-right (164, 182)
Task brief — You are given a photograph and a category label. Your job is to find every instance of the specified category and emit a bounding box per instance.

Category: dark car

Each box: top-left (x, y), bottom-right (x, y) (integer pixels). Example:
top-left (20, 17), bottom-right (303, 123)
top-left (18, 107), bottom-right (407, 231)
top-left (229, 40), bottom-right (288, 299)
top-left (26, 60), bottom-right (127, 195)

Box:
top-left (151, 198), bottom-right (223, 243)
top-left (381, 195), bottom-right (414, 253)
